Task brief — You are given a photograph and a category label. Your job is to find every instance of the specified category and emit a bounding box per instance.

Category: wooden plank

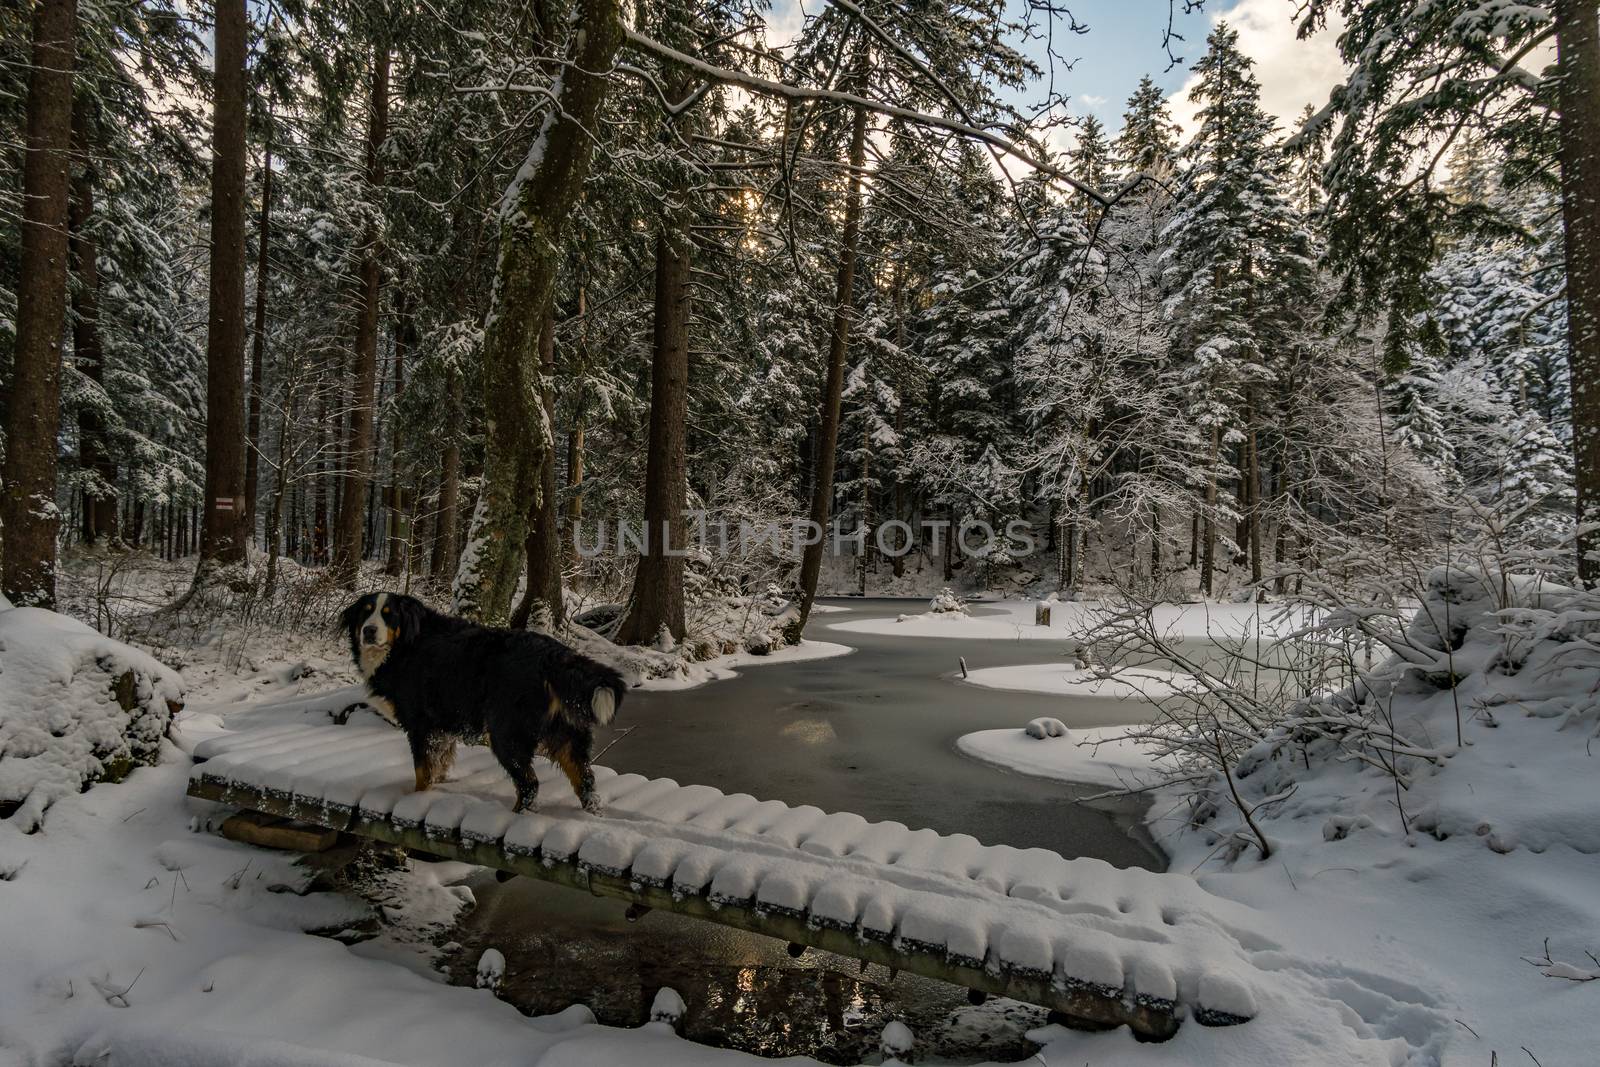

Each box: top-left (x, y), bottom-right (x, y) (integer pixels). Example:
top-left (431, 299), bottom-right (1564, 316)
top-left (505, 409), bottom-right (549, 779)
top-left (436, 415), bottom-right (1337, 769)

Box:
top-left (187, 775), bottom-right (1185, 1039)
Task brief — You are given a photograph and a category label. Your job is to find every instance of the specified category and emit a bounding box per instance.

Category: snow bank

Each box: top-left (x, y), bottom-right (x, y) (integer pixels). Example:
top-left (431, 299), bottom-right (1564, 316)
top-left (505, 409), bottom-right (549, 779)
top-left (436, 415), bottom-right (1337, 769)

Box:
top-left (962, 662), bottom-right (1198, 701)
top-left (1027, 568), bottom-right (1600, 1066)
top-left (632, 639), bottom-right (854, 692)
top-left (0, 607), bottom-right (185, 831)
top-left (830, 598), bottom-right (1304, 642)
top-left (958, 725), bottom-right (1168, 788)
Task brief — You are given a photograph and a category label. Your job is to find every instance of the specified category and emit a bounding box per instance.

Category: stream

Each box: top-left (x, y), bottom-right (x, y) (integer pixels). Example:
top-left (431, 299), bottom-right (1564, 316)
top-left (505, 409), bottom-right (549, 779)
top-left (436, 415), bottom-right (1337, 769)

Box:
top-left (439, 597), bottom-right (1171, 1063)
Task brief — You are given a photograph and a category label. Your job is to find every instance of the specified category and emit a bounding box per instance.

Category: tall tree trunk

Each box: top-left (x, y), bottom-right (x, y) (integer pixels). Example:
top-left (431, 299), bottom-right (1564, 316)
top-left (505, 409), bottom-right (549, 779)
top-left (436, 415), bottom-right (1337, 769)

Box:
top-left (1201, 426), bottom-right (1219, 596)
top-left (244, 126), bottom-right (273, 548)
top-left (1, 0), bottom-right (76, 606)
top-left (264, 383), bottom-right (294, 597)
top-left (857, 417), bottom-right (871, 596)
top-left (792, 88), bottom-right (869, 637)
top-left (1245, 388), bottom-right (1262, 591)
top-left (616, 220), bottom-right (692, 646)
top-left (430, 365), bottom-right (463, 581)
top-left (452, 0), bottom-right (625, 623)
top-left (198, 0), bottom-right (249, 569)
top-left (566, 281), bottom-right (588, 580)
top-left (70, 103), bottom-right (116, 545)
top-left (1558, 0), bottom-right (1600, 582)
top-left (512, 309), bottom-right (568, 631)
top-left (332, 45), bottom-right (389, 585)
top-left (384, 286), bottom-right (412, 576)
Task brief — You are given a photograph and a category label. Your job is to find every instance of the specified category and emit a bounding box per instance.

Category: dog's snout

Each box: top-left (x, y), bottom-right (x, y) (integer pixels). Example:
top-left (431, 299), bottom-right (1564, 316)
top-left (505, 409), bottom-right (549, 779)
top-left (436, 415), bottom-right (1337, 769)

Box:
top-left (362, 624), bottom-right (378, 643)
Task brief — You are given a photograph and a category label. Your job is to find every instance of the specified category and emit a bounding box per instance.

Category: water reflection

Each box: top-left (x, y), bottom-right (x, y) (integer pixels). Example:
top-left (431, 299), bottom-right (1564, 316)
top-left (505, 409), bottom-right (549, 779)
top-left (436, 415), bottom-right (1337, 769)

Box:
top-left (444, 873), bottom-right (1047, 1064)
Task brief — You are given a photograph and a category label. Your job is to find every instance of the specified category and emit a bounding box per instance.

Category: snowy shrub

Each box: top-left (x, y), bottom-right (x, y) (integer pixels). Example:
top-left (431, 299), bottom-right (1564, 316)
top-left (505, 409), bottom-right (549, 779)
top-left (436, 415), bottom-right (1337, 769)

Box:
top-left (0, 607), bottom-right (185, 831)
top-left (1024, 717), bottom-right (1069, 739)
top-left (1094, 553), bottom-right (1600, 863)
top-left (928, 588), bottom-right (966, 614)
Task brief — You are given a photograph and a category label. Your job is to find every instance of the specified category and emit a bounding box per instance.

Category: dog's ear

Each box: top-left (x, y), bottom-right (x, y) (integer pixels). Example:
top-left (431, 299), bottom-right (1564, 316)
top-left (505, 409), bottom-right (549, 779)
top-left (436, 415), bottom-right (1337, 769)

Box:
top-left (337, 596), bottom-right (368, 636)
top-left (390, 595), bottom-right (426, 642)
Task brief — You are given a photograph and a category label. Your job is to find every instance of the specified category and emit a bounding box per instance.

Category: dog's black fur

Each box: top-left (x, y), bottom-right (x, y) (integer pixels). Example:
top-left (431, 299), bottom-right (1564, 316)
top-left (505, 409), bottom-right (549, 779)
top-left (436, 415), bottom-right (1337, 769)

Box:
top-left (339, 592), bottom-right (626, 813)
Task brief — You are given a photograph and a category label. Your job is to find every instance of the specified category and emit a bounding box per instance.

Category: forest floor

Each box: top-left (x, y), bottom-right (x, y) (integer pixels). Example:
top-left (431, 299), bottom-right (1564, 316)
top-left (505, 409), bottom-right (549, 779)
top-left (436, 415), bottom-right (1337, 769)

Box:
top-left (2, 579), bottom-right (1596, 1066)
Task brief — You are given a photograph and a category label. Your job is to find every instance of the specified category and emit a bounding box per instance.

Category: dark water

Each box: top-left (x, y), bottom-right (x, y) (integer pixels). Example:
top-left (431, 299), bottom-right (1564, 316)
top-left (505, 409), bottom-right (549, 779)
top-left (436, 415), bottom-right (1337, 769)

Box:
top-left (440, 598), bottom-right (1167, 1063)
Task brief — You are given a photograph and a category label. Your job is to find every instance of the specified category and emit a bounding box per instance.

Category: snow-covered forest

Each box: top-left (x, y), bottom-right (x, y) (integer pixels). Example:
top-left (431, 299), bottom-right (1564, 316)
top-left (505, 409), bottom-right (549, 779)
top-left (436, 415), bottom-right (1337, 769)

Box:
top-left (4, 0), bottom-right (1600, 1064)
top-left (3, 0), bottom-right (1595, 627)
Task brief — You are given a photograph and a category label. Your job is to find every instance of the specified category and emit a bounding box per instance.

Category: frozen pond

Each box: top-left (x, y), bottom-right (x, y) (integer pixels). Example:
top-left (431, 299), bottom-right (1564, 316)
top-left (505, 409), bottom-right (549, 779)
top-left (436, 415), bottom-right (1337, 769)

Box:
top-left (442, 597), bottom-right (1173, 1063)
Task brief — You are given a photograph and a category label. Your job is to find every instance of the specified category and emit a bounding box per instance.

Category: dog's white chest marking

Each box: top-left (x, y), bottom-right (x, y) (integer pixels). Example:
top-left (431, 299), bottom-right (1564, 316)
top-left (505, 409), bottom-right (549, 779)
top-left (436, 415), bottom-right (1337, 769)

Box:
top-left (358, 642), bottom-right (391, 679)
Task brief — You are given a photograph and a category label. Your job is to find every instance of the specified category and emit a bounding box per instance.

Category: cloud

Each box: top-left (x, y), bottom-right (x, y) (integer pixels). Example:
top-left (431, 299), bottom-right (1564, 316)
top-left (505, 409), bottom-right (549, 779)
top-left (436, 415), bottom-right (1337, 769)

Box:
top-left (1166, 0), bottom-right (1346, 139)
top-left (1081, 93), bottom-right (1108, 109)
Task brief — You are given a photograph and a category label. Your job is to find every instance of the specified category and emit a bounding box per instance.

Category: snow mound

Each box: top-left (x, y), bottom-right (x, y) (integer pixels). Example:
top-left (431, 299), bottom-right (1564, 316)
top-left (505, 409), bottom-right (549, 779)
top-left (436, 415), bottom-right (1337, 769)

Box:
top-left (928, 588), bottom-right (966, 614)
top-left (475, 948), bottom-right (505, 991)
top-left (0, 607), bottom-right (185, 830)
top-left (880, 1020), bottom-right (914, 1059)
top-left (649, 986), bottom-right (686, 1025)
top-left (962, 662), bottom-right (1197, 701)
top-left (1024, 717), bottom-right (1069, 739)
top-left (959, 726), bottom-right (1168, 788)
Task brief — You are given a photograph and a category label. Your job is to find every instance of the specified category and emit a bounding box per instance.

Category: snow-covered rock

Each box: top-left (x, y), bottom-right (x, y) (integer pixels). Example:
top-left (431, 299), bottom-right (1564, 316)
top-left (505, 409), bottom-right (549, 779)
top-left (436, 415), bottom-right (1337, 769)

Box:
top-left (475, 948), bottom-right (505, 991)
top-left (649, 986), bottom-right (686, 1026)
top-left (0, 607), bottom-right (185, 831)
top-left (880, 1020), bottom-right (914, 1061)
top-left (1024, 717), bottom-right (1069, 739)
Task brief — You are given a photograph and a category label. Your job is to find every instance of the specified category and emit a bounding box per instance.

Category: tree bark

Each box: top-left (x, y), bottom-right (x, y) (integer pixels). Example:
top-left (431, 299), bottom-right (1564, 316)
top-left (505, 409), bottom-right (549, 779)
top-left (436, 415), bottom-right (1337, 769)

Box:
top-left (1, 0), bottom-right (76, 606)
top-left (617, 227), bottom-right (692, 646)
top-left (1558, 0), bottom-right (1600, 582)
top-left (198, 0), bottom-right (249, 569)
top-left (1201, 425), bottom-right (1219, 596)
top-left (792, 89), bottom-right (869, 636)
top-left (452, 0), bottom-right (625, 624)
top-left (384, 286), bottom-right (412, 576)
top-left (511, 308), bottom-right (568, 631)
top-left (244, 126), bottom-right (273, 548)
top-left (332, 45), bottom-right (389, 585)
top-left (430, 365), bottom-right (463, 581)
top-left (70, 102), bottom-right (116, 546)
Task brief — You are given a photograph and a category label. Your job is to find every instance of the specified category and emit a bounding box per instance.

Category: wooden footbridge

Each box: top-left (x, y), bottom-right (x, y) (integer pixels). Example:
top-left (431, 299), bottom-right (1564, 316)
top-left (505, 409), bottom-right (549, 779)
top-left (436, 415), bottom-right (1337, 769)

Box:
top-left (187, 718), bottom-right (1260, 1040)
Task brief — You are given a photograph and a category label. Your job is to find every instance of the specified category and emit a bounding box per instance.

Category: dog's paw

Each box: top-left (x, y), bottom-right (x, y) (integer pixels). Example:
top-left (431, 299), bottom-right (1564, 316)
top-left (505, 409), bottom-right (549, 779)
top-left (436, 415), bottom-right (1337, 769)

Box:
top-left (581, 798), bottom-right (605, 817)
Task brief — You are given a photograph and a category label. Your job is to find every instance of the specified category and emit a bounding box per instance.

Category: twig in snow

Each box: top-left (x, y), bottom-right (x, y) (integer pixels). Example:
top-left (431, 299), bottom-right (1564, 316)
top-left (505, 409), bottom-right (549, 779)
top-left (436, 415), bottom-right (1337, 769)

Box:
top-left (959, 656), bottom-right (968, 679)
top-left (135, 919), bottom-right (181, 941)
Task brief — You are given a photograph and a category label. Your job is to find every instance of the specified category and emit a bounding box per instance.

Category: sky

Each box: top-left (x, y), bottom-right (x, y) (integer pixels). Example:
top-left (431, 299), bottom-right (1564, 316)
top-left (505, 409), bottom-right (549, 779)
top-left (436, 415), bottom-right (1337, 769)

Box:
top-left (766, 0), bottom-right (1348, 146)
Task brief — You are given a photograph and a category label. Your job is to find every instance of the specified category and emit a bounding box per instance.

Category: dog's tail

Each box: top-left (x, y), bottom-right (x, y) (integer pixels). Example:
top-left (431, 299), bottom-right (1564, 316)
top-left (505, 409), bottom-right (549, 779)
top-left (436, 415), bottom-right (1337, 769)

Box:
top-left (551, 653), bottom-right (627, 727)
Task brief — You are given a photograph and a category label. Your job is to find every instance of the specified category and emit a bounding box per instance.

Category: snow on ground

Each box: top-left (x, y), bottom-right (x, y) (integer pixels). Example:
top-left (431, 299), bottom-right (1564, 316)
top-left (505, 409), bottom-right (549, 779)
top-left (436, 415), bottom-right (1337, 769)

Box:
top-left (630, 639), bottom-right (854, 692)
top-left (0, 601), bottom-right (814, 1067)
top-left (953, 573), bottom-right (1600, 1066)
top-left (957, 725), bottom-right (1168, 788)
top-left (961, 662), bottom-right (1198, 700)
top-left (831, 597), bottom-right (1305, 642)
top-left (0, 606), bottom-right (185, 831)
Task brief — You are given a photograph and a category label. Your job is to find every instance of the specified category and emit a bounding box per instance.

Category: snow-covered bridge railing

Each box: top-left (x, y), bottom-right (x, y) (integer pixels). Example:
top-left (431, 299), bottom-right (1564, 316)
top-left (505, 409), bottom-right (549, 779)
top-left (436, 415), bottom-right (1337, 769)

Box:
top-left (186, 720), bottom-right (1259, 1039)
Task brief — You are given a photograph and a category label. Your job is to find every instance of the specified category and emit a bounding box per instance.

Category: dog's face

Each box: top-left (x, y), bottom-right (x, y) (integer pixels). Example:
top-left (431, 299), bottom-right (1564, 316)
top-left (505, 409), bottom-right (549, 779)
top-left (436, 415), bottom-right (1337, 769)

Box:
top-left (340, 592), bottom-right (422, 678)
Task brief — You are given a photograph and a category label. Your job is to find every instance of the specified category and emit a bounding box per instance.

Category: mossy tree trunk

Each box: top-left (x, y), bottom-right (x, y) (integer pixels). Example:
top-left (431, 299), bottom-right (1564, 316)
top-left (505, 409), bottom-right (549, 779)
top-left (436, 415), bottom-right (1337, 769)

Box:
top-left (453, 0), bottom-right (625, 624)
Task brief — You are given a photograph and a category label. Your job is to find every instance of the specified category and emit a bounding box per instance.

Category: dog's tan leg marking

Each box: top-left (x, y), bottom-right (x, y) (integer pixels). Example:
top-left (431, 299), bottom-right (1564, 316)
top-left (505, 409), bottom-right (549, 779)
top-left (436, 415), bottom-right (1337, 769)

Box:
top-left (414, 763), bottom-right (432, 792)
top-left (552, 745), bottom-right (585, 798)
top-left (545, 681), bottom-right (565, 723)
top-left (426, 737), bottom-right (457, 783)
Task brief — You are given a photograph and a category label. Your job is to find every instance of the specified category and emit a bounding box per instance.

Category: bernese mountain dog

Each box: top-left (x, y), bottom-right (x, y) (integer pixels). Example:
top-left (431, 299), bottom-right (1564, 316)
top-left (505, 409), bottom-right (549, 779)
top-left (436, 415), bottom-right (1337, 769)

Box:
top-left (339, 592), bottom-right (625, 814)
